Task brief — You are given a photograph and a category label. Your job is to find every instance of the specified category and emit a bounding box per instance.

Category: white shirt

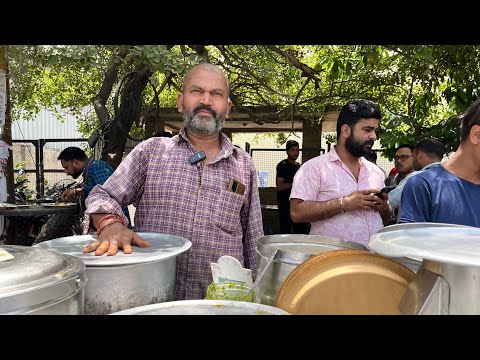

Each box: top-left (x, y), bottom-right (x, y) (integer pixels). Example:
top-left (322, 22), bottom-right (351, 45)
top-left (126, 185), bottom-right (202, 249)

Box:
top-left (388, 161), bottom-right (443, 209)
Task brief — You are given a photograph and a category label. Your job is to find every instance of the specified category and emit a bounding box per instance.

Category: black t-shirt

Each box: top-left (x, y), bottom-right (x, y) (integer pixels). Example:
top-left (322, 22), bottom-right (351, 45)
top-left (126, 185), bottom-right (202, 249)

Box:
top-left (276, 159), bottom-right (301, 207)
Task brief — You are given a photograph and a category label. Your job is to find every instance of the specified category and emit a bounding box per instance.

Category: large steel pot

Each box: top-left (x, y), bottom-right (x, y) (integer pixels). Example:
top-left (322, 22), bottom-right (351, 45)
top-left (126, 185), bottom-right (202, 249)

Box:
top-left (34, 232), bottom-right (191, 315)
top-left (0, 245), bottom-right (86, 314)
top-left (255, 234), bottom-right (368, 305)
top-left (110, 300), bottom-right (290, 315)
top-left (373, 223), bottom-right (469, 273)
top-left (369, 223), bottom-right (480, 314)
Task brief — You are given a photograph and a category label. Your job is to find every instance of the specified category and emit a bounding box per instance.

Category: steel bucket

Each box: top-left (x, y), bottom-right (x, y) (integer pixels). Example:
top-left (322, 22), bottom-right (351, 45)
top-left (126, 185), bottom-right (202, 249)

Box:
top-left (255, 234), bottom-right (368, 305)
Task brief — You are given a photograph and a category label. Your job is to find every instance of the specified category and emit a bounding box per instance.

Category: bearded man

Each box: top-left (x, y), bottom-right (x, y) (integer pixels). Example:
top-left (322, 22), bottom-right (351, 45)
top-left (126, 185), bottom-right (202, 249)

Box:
top-left (290, 99), bottom-right (392, 248)
top-left (83, 63), bottom-right (263, 300)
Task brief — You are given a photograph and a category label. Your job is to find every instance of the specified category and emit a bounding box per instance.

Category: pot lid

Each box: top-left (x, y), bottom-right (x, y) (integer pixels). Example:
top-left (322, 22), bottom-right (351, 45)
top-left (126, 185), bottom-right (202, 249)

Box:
top-left (0, 245), bottom-right (85, 293)
top-left (33, 232), bottom-right (192, 267)
top-left (369, 223), bottom-right (480, 267)
top-left (275, 249), bottom-right (415, 315)
top-left (111, 300), bottom-right (290, 315)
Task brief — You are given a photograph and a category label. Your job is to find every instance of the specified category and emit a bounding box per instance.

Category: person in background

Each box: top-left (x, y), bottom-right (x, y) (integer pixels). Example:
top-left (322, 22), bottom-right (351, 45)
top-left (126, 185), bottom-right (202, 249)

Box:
top-left (388, 138), bottom-right (445, 211)
top-left (399, 98), bottom-right (480, 227)
top-left (57, 146), bottom-right (132, 228)
top-left (364, 150), bottom-right (387, 179)
top-left (290, 99), bottom-right (392, 249)
top-left (82, 62), bottom-right (263, 300)
top-left (276, 139), bottom-right (309, 234)
top-left (383, 144), bottom-right (415, 224)
top-left (384, 144), bottom-right (415, 187)
top-left (33, 146), bottom-right (133, 245)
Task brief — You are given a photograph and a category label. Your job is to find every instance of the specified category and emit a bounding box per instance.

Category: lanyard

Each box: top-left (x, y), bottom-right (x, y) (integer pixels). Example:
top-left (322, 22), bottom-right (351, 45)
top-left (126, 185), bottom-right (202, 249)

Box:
top-left (83, 158), bottom-right (94, 188)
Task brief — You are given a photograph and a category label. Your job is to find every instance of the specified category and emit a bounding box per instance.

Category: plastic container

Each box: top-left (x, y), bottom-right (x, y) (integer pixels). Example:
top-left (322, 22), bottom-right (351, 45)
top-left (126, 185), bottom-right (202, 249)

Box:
top-left (205, 282), bottom-right (255, 302)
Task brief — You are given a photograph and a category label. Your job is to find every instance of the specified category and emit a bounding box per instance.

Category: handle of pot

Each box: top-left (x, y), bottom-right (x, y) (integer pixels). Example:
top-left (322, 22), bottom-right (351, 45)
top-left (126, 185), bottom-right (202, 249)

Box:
top-left (250, 249), bottom-right (278, 294)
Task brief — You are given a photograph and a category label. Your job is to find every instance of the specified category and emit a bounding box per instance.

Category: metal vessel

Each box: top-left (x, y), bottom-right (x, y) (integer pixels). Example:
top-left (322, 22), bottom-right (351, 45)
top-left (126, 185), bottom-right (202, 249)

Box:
top-left (34, 232), bottom-right (191, 315)
top-left (255, 234), bottom-right (367, 305)
top-left (110, 300), bottom-right (290, 315)
top-left (0, 245), bottom-right (86, 314)
top-left (369, 223), bottom-right (480, 314)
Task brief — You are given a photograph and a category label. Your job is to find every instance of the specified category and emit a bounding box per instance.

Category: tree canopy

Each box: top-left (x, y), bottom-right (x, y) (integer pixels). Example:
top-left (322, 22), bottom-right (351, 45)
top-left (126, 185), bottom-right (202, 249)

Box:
top-left (7, 45), bottom-right (480, 164)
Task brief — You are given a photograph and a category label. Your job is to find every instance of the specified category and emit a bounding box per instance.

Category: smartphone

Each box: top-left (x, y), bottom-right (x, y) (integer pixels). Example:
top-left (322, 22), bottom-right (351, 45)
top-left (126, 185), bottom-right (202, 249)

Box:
top-left (374, 185), bottom-right (396, 198)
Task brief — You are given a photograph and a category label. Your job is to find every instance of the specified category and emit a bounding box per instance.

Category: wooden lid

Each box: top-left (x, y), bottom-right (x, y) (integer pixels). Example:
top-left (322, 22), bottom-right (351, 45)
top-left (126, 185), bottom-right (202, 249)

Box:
top-left (275, 249), bottom-right (415, 315)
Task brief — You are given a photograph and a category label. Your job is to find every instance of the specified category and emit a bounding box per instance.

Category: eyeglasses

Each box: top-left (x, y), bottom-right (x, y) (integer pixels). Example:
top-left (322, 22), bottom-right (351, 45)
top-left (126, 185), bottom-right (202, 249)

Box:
top-left (394, 155), bottom-right (413, 162)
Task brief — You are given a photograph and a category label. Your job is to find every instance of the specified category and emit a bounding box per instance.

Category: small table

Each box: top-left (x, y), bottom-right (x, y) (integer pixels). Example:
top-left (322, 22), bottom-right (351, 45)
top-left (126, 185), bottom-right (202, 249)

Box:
top-left (0, 204), bottom-right (79, 246)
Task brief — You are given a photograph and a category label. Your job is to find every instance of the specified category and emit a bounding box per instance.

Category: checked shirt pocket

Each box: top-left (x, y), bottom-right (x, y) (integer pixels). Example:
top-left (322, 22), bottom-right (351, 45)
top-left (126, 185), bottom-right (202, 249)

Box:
top-left (212, 189), bottom-right (244, 233)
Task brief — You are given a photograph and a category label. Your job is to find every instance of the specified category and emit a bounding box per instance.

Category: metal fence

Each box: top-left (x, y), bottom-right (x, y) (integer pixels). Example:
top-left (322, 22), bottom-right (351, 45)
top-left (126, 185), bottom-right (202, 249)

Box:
top-left (250, 146), bottom-right (394, 186)
top-left (250, 146), bottom-right (324, 187)
top-left (12, 139), bottom-right (88, 198)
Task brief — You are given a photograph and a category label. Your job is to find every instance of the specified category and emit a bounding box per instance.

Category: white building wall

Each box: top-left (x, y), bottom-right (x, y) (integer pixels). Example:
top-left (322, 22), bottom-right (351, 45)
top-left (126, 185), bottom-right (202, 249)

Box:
top-left (12, 108), bottom-right (85, 149)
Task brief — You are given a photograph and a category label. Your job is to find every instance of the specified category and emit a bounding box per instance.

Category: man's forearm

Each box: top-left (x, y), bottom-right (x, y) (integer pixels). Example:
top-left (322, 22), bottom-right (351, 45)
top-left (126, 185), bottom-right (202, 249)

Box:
top-left (291, 198), bottom-right (344, 223)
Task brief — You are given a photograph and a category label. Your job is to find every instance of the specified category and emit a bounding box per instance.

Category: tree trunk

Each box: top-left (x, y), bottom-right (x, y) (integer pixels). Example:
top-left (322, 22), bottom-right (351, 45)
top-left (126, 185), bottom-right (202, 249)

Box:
top-left (0, 46), bottom-right (14, 203)
top-left (101, 65), bottom-right (152, 169)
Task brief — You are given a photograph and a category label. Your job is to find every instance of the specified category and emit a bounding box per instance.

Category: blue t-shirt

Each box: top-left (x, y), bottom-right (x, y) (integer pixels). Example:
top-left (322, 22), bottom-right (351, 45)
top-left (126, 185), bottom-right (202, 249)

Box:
top-left (399, 165), bottom-right (480, 227)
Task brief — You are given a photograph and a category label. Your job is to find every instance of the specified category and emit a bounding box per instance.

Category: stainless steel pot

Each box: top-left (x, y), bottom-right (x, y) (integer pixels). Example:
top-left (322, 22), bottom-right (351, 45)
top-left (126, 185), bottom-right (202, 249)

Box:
top-left (369, 223), bottom-right (480, 314)
top-left (110, 300), bottom-right (290, 315)
top-left (373, 223), bottom-right (470, 273)
top-left (34, 232), bottom-right (192, 315)
top-left (0, 245), bottom-right (86, 314)
top-left (255, 234), bottom-right (368, 305)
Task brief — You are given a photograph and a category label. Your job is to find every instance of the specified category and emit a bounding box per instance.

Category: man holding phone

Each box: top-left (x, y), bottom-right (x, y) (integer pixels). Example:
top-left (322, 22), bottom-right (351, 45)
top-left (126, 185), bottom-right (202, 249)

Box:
top-left (290, 99), bottom-right (392, 249)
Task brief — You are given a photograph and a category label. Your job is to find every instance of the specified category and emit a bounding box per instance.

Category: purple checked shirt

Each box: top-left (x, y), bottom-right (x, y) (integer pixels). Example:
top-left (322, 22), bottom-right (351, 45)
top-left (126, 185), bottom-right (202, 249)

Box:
top-left (84, 128), bottom-right (263, 300)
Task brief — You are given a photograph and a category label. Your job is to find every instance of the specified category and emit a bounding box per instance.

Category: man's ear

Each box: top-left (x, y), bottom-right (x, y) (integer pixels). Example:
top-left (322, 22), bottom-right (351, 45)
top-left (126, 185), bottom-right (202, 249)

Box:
top-left (225, 98), bottom-right (232, 119)
top-left (415, 149), bottom-right (423, 161)
top-left (470, 124), bottom-right (480, 145)
top-left (340, 124), bottom-right (351, 139)
top-left (177, 94), bottom-right (183, 113)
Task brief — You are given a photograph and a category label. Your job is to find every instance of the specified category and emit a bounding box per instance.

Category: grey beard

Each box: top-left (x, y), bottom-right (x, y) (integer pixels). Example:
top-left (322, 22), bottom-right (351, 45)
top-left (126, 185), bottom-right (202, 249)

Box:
top-left (183, 111), bottom-right (225, 136)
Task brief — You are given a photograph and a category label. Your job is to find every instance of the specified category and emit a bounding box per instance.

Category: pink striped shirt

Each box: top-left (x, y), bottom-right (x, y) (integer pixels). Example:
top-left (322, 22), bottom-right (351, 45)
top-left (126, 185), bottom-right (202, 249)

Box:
top-left (84, 128), bottom-right (263, 300)
top-left (290, 146), bottom-right (385, 248)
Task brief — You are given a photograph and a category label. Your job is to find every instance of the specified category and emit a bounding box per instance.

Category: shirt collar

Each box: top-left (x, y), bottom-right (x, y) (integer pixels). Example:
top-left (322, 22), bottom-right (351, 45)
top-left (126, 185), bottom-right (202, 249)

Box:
top-left (328, 145), bottom-right (341, 162)
top-left (422, 161), bottom-right (443, 170)
top-left (177, 127), bottom-right (236, 160)
top-left (82, 157), bottom-right (92, 175)
top-left (329, 145), bottom-right (368, 166)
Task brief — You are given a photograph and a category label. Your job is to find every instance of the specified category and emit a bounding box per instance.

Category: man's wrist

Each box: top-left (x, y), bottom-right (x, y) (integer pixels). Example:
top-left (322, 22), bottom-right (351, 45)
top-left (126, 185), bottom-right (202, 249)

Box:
top-left (73, 188), bottom-right (81, 198)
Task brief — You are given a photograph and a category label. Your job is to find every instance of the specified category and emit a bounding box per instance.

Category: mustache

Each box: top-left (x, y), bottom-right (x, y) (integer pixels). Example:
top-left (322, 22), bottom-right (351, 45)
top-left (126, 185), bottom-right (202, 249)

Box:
top-left (193, 105), bottom-right (216, 118)
top-left (364, 140), bottom-right (374, 147)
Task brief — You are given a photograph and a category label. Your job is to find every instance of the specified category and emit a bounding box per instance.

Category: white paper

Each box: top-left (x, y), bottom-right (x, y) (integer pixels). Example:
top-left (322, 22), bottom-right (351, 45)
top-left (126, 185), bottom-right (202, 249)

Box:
top-left (0, 247), bottom-right (14, 261)
top-left (210, 255), bottom-right (253, 287)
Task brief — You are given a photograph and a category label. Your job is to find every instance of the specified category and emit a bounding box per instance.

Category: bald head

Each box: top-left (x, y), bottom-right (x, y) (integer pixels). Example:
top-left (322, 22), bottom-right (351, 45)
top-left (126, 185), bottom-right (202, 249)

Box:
top-left (177, 62), bottom-right (232, 136)
top-left (183, 63), bottom-right (230, 96)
